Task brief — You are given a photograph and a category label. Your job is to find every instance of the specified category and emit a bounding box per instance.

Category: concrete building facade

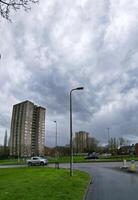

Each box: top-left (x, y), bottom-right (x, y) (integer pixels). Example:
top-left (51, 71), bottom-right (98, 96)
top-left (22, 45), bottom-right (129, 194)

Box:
top-left (10, 100), bottom-right (46, 157)
top-left (73, 131), bottom-right (89, 153)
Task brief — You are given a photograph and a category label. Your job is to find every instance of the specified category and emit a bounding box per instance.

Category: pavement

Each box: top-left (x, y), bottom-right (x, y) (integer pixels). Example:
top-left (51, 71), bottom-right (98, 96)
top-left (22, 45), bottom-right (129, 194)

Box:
top-left (1, 162), bottom-right (138, 200)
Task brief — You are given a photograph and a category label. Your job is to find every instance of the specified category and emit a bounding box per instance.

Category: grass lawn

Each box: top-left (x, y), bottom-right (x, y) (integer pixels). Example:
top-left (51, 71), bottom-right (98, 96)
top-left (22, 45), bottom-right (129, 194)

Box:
top-left (49, 155), bottom-right (138, 163)
top-left (0, 167), bottom-right (90, 200)
top-left (49, 156), bottom-right (86, 163)
top-left (0, 159), bottom-right (24, 165)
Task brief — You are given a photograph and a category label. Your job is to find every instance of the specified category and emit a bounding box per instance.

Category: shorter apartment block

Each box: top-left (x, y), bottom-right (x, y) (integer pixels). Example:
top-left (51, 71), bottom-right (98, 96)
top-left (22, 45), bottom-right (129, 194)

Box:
top-left (73, 131), bottom-right (89, 153)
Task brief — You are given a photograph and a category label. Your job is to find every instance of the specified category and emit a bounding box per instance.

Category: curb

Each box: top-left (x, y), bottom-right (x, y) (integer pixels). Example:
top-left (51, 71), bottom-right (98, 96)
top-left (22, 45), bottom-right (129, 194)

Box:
top-left (83, 176), bottom-right (93, 200)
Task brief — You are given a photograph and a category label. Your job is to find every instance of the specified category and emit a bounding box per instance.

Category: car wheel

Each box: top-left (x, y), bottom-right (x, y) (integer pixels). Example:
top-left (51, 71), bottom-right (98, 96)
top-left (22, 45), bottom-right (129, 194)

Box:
top-left (28, 162), bottom-right (32, 166)
top-left (40, 162), bottom-right (44, 166)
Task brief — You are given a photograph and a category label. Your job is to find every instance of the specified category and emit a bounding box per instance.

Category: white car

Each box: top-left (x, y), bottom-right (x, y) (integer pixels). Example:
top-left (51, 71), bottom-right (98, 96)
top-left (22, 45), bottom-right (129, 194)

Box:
top-left (27, 156), bottom-right (48, 166)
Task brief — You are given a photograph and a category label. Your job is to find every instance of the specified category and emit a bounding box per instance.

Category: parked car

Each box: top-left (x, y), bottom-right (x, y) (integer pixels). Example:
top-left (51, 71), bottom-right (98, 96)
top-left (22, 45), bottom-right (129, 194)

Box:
top-left (85, 153), bottom-right (99, 159)
top-left (27, 156), bottom-right (48, 166)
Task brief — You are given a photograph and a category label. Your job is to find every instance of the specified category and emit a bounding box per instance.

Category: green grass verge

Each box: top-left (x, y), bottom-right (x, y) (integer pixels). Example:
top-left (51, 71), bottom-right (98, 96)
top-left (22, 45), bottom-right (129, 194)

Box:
top-left (0, 167), bottom-right (90, 200)
top-left (48, 155), bottom-right (138, 163)
top-left (0, 159), bottom-right (25, 165)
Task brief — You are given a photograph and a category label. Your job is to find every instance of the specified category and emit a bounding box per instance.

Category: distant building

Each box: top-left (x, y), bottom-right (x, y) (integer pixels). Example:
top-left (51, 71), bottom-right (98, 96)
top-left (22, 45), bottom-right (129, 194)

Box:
top-left (10, 100), bottom-right (46, 157)
top-left (118, 144), bottom-right (135, 155)
top-left (87, 137), bottom-right (98, 152)
top-left (135, 143), bottom-right (138, 155)
top-left (73, 131), bottom-right (89, 153)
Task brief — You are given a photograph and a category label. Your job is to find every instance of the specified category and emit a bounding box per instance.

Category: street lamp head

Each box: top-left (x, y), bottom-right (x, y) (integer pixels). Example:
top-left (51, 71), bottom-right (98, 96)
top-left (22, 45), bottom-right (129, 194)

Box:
top-left (76, 87), bottom-right (84, 90)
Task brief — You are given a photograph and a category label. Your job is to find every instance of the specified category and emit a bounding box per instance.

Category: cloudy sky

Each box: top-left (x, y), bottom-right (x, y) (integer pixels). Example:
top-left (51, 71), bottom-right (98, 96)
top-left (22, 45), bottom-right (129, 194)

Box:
top-left (0, 0), bottom-right (138, 146)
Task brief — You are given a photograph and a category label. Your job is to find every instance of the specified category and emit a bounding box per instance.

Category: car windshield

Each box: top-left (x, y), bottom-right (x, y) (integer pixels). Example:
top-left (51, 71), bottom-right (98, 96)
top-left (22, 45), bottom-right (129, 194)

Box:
top-left (33, 157), bottom-right (38, 160)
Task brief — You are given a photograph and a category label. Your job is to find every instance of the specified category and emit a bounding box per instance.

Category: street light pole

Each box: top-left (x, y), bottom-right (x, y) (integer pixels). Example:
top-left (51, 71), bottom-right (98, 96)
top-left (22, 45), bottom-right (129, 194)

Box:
top-left (107, 127), bottom-right (110, 152)
top-left (70, 87), bottom-right (84, 176)
top-left (53, 121), bottom-right (57, 161)
top-left (107, 128), bottom-right (110, 144)
top-left (70, 90), bottom-right (73, 176)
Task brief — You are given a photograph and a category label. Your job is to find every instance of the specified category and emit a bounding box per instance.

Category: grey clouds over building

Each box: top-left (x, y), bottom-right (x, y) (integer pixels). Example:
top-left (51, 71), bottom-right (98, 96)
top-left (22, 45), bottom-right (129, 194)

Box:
top-left (0, 0), bottom-right (138, 146)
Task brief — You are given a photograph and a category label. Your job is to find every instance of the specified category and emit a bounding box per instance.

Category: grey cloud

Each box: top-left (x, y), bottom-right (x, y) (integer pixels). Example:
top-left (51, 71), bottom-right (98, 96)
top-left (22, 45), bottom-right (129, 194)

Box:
top-left (0, 0), bottom-right (138, 145)
top-left (0, 114), bottom-right (10, 128)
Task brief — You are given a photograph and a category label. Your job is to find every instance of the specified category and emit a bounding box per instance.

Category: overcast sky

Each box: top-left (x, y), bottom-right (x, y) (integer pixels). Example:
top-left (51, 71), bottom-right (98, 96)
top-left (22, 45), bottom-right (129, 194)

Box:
top-left (0, 0), bottom-right (138, 146)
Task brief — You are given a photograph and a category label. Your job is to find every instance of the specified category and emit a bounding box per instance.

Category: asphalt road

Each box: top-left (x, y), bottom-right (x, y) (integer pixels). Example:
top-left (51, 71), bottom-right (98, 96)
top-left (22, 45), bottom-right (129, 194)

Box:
top-left (74, 162), bottom-right (138, 200)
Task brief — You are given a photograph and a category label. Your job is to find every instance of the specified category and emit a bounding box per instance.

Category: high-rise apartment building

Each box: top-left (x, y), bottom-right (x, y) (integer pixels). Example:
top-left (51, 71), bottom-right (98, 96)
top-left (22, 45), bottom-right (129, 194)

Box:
top-left (10, 100), bottom-right (46, 157)
top-left (73, 131), bottom-right (89, 153)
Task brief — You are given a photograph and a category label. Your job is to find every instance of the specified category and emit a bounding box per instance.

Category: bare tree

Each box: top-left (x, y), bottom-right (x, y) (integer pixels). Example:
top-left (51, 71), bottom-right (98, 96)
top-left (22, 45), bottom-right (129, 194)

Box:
top-left (0, 0), bottom-right (38, 20)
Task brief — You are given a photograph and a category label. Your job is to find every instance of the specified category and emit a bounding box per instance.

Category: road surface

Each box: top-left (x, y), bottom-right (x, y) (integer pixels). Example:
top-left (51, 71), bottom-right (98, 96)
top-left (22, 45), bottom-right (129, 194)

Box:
top-left (74, 162), bottom-right (138, 200)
